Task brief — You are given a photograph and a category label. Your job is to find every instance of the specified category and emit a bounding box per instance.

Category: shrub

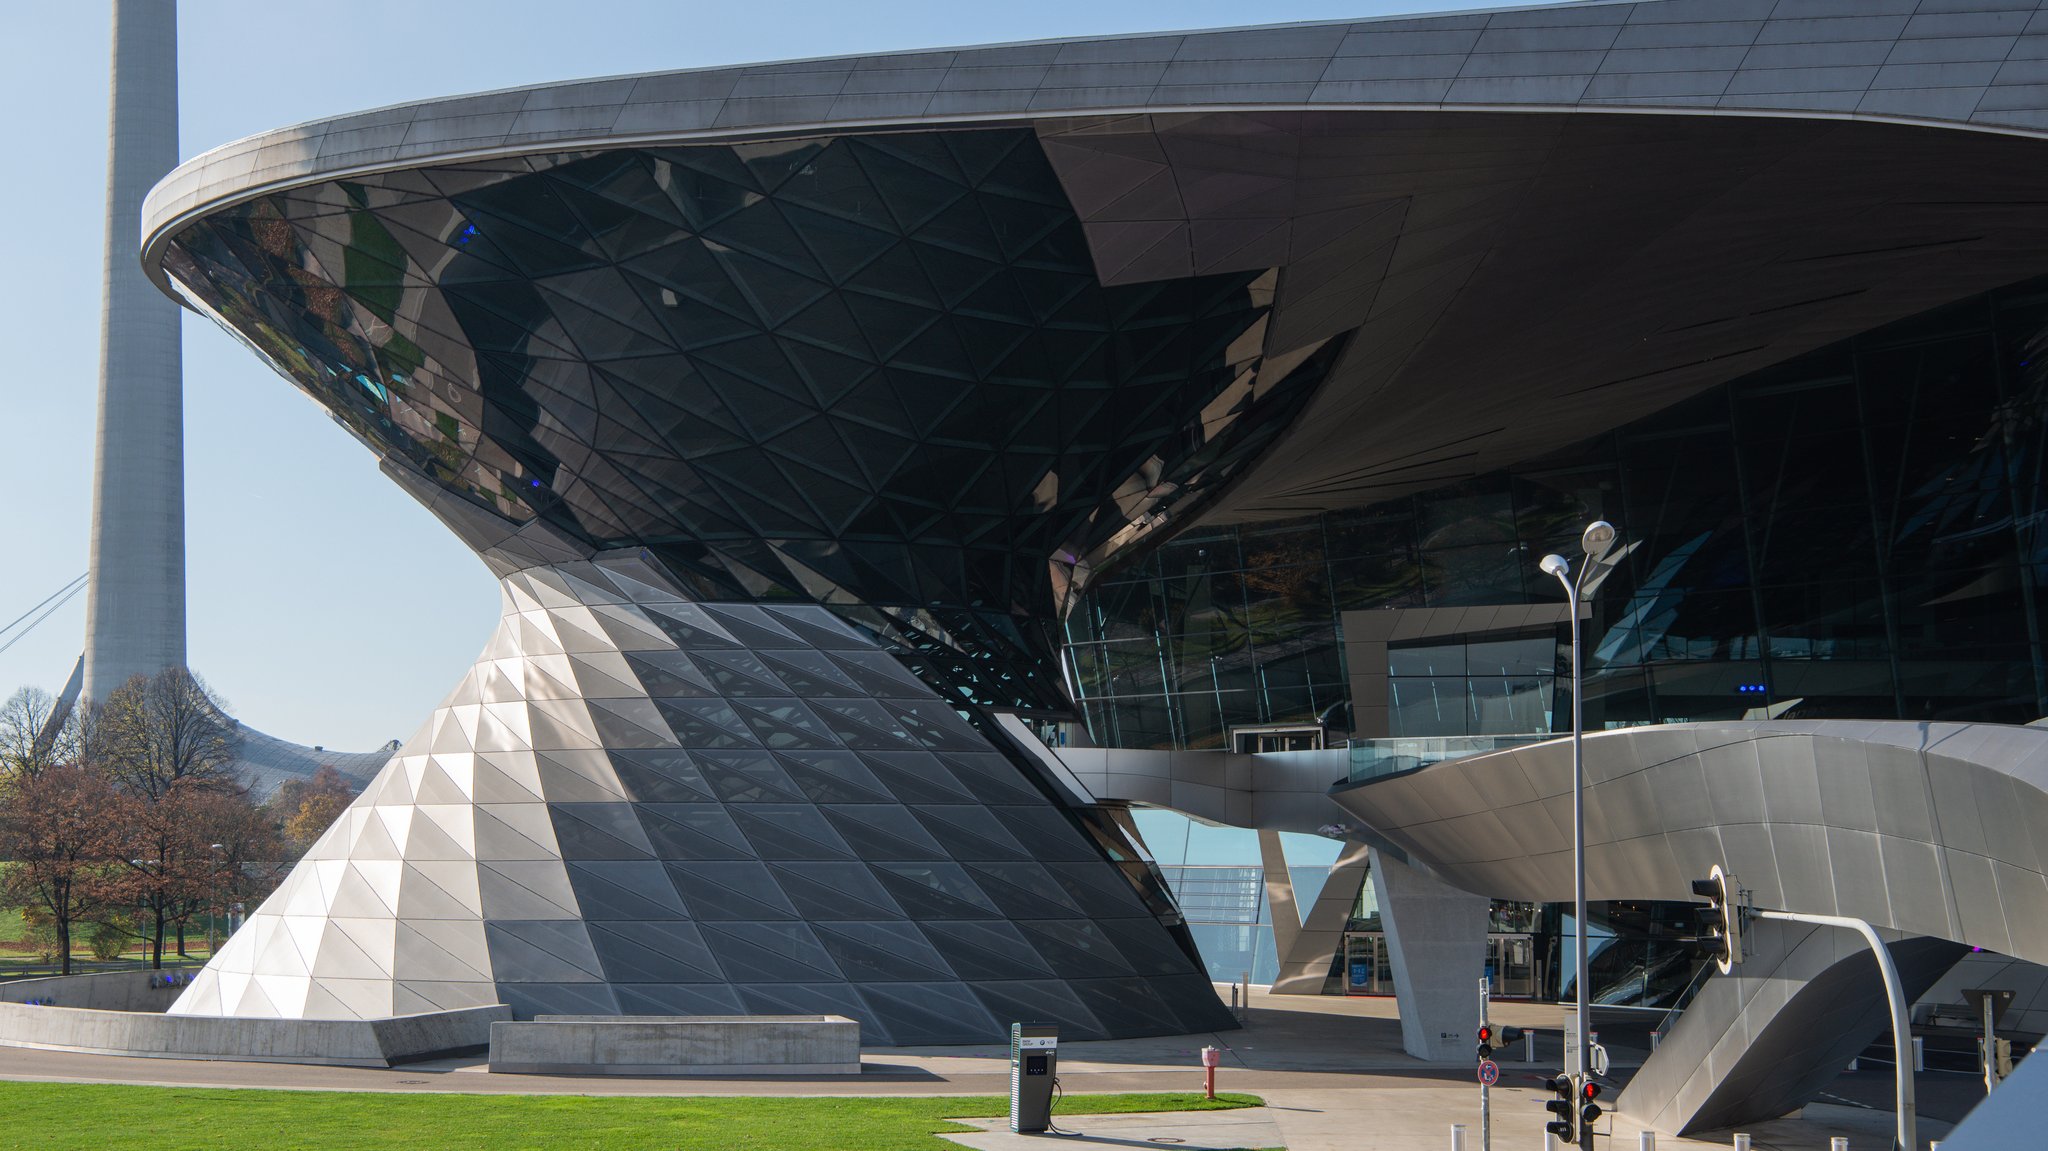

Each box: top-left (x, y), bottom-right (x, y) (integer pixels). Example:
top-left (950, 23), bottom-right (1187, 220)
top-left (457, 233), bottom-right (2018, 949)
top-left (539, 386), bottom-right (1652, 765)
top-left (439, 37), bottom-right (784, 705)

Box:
top-left (20, 911), bottom-right (58, 964)
top-left (87, 921), bottom-right (127, 962)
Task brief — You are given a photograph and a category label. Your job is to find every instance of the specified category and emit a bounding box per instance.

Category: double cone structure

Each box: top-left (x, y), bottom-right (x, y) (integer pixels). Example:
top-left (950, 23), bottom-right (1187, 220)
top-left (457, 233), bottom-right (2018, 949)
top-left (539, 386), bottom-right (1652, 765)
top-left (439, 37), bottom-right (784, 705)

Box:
top-left (175, 557), bottom-right (1226, 1042)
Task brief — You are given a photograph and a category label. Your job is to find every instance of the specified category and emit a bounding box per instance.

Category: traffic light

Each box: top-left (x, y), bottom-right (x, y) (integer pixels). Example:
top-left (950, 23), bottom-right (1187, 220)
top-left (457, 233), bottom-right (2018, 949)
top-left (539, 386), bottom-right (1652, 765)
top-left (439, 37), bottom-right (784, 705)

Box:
top-left (1689, 864), bottom-right (1743, 974)
top-left (1477, 1024), bottom-right (1527, 1062)
top-left (1580, 1077), bottom-right (1604, 1132)
top-left (1543, 1073), bottom-right (1577, 1141)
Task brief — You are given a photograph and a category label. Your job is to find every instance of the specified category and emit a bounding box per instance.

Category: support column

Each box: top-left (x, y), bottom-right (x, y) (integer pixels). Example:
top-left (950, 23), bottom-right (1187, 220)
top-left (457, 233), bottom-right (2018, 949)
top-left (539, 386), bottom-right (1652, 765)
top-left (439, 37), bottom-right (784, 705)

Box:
top-left (1258, 831), bottom-right (1301, 963)
top-left (1269, 838), bottom-right (1372, 995)
top-left (1369, 847), bottom-right (1490, 1060)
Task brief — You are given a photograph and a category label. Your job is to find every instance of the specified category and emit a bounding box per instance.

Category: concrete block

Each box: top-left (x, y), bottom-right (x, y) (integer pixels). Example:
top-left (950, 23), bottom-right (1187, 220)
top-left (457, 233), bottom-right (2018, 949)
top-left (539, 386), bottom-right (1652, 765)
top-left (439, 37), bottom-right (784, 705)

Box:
top-left (488, 1014), bottom-right (860, 1075)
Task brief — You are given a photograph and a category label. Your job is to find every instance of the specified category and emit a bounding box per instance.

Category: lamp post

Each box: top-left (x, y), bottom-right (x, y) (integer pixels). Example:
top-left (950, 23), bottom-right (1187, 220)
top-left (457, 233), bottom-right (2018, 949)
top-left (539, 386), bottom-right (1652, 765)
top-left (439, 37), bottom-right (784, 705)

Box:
top-left (207, 843), bottom-right (225, 957)
top-left (1538, 519), bottom-right (1617, 1147)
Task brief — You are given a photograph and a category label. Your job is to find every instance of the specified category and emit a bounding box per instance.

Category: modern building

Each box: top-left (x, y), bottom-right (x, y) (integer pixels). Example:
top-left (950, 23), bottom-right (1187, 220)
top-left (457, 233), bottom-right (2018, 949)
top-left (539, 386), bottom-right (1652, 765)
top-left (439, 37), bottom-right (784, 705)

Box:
top-left (136, 0), bottom-right (2048, 1130)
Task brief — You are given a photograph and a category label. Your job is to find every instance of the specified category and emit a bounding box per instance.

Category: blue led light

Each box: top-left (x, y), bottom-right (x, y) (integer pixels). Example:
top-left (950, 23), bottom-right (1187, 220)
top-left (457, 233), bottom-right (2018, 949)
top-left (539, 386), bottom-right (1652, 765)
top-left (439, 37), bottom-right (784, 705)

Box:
top-left (456, 223), bottom-right (477, 245)
top-left (1736, 683), bottom-right (1767, 694)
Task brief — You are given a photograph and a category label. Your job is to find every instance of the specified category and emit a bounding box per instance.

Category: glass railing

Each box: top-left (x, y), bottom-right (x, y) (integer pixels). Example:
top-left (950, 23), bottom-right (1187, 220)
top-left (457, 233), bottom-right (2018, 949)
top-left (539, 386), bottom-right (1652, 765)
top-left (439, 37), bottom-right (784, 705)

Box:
top-left (1344, 733), bottom-right (1553, 785)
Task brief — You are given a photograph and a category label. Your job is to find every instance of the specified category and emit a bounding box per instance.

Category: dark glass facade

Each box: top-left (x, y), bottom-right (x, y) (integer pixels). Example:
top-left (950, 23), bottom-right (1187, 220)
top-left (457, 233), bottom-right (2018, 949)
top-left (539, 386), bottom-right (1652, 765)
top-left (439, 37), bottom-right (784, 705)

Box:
top-left (160, 129), bottom-right (1338, 713)
top-left (1067, 276), bottom-right (2048, 748)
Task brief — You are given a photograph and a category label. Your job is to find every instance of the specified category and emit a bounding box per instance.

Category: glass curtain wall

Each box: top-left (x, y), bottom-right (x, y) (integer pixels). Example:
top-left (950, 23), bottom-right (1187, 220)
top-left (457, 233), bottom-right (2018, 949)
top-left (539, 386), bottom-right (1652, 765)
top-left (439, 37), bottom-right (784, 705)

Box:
top-left (1067, 276), bottom-right (2048, 748)
top-left (1128, 810), bottom-right (1340, 985)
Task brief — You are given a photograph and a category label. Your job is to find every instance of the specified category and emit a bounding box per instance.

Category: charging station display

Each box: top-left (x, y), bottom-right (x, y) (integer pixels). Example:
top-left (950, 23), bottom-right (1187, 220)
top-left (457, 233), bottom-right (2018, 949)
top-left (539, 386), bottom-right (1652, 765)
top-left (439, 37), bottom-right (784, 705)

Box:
top-left (1009, 1022), bottom-right (1059, 1133)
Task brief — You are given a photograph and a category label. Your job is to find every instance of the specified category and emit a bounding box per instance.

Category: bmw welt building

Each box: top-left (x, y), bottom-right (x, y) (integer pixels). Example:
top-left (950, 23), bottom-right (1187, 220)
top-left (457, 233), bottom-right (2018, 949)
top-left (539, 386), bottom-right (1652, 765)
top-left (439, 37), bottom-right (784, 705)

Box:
top-left (140, 0), bottom-right (2048, 1133)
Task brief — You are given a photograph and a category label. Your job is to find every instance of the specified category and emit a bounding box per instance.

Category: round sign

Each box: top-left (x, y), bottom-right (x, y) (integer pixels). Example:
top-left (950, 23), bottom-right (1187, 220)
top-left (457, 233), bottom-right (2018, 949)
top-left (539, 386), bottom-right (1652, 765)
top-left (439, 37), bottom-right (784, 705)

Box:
top-left (1477, 1059), bottom-right (1500, 1086)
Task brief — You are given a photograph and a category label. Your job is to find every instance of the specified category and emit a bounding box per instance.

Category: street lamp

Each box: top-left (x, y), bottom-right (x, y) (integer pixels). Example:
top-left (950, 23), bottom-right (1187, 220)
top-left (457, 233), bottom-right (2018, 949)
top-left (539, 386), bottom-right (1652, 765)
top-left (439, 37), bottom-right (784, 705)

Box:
top-left (208, 844), bottom-right (225, 957)
top-left (1538, 519), bottom-right (1618, 1143)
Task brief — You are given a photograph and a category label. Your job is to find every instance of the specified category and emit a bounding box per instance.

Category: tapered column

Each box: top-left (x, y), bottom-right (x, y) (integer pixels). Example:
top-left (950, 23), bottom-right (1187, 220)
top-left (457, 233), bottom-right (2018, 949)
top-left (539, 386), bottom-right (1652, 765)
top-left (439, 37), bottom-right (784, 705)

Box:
top-left (1371, 847), bottom-right (1490, 1060)
top-left (85, 0), bottom-right (184, 699)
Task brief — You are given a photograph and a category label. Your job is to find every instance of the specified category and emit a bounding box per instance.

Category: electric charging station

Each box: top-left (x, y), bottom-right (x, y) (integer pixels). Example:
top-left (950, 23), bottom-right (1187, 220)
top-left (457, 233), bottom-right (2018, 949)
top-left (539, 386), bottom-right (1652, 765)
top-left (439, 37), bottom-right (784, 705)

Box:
top-left (1009, 1022), bottom-right (1059, 1133)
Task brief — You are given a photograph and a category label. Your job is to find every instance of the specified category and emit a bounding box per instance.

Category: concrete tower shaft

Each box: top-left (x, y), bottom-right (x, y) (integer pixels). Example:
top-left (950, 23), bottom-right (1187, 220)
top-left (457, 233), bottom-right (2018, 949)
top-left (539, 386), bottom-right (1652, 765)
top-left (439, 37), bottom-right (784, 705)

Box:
top-left (85, 0), bottom-right (182, 700)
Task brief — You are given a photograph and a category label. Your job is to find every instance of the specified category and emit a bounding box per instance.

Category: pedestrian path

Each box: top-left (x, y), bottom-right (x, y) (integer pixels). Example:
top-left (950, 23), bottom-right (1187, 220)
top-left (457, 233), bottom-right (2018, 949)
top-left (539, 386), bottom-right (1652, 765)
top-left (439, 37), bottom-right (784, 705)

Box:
top-left (0, 987), bottom-right (1960, 1149)
top-left (1258, 1087), bottom-right (1950, 1151)
top-left (940, 1108), bottom-right (1284, 1150)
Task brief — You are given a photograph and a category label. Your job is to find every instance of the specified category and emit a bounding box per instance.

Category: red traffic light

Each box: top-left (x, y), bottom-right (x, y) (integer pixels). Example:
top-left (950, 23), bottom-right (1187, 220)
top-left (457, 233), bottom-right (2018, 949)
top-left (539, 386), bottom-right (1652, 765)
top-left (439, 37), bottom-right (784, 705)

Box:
top-left (1582, 1081), bottom-right (1602, 1100)
top-left (1477, 1025), bottom-right (1492, 1043)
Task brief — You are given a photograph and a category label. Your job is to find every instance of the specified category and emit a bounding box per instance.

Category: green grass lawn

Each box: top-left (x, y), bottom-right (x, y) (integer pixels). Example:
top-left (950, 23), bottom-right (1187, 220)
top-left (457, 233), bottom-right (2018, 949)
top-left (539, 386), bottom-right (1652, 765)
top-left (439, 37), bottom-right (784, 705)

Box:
top-left (0, 1083), bottom-right (1263, 1151)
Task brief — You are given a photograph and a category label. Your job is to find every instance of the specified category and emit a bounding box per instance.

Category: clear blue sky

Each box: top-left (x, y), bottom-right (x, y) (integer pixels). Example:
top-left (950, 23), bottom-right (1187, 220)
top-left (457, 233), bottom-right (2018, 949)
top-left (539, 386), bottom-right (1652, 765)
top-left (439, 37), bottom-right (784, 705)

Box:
top-left (0, 0), bottom-right (1536, 751)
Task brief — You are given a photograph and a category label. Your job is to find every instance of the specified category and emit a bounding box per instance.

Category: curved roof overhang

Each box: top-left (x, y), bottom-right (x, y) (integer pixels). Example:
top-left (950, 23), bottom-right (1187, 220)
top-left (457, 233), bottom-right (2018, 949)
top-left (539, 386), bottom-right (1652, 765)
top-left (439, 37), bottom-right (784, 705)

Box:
top-left (143, 0), bottom-right (2048, 527)
top-left (1333, 719), bottom-right (2048, 966)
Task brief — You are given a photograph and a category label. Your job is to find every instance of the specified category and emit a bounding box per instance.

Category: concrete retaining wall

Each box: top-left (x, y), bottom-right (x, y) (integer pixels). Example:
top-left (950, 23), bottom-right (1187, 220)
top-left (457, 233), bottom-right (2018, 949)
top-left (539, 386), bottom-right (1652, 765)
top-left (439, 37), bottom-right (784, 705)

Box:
top-left (0, 968), bottom-right (202, 1012)
top-left (0, 972), bottom-right (507, 1067)
top-left (490, 1014), bottom-right (861, 1076)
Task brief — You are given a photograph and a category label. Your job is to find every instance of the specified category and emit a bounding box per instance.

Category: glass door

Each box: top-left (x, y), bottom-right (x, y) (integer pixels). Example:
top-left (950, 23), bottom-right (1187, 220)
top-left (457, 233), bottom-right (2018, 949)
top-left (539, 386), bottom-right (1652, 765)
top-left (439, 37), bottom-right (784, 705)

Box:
top-left (1343, 932), bottom-right (1393, 995)
top-left (1494, 934), bottom-right (1536, 998)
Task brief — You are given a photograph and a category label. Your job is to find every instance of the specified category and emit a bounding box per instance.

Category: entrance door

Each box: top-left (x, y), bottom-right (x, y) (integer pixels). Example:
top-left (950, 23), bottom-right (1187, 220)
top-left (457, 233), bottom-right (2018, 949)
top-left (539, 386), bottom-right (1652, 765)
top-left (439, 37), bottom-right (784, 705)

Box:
top-left (1343, 932), bottom-right (1393, 995)
top-left (1492, 934), bottom-right (1536, 998)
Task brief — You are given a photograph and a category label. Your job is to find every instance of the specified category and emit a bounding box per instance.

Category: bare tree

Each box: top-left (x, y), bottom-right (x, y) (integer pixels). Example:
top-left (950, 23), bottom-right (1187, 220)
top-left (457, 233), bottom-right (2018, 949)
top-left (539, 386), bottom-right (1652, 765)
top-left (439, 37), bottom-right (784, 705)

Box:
top-left (94, 668), bottom-right (237, 800)
top-left (0, 686), bottom-right (75, 782)
top-left (0, 765), bottom-right (120, 974)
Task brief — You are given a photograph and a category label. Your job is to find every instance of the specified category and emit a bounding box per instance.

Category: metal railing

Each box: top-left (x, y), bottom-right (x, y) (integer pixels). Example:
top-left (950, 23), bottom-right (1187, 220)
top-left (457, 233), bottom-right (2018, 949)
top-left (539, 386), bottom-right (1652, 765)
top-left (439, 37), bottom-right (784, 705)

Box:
top-left (1344, 733), bottom-right (1551, 784)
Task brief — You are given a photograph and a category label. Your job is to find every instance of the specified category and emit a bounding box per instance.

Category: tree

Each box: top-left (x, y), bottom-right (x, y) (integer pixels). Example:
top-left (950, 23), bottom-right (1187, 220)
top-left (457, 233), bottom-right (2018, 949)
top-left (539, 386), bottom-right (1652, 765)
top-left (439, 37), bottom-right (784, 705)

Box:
top-left (168, 787), bottom-right (279, 959)
top-left (0, 686), bottom-right (76, 782)
top-left (88, 668), bottom-right (244, 968)
top-left (269, 765), bottom-right (358, 854)
top-left (112, 779), bottom-right (286, 969)
top-left (0, 765), bottom-right (119, 974)
top-left (93, 668), bottom-right (237, 801)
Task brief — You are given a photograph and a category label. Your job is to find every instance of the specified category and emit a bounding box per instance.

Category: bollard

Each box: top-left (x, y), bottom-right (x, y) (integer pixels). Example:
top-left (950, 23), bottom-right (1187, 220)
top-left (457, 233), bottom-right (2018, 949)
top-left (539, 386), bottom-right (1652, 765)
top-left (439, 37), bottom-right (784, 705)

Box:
top-left (1830, 1139), bottom-right (1848, 1151)
top-left (1650, 1029), bottom-right (1662, 1052)
top-left (1525, 1027), bottom-right (1536, 1062)
top-left (1733, 1135), bottom-right (1751, 1151)
top-left (1913, 1035), bottom-right (1925, 1072)
top-left (1847, 1058), bottom-right (1859, 1072)
top-left (1638, 1133), bottom-right (1656, 1150)
top-left (1450, 1122), bottom-right (1467, 1151)
top-left (1200, 1045), bottom-right (1221, 1100)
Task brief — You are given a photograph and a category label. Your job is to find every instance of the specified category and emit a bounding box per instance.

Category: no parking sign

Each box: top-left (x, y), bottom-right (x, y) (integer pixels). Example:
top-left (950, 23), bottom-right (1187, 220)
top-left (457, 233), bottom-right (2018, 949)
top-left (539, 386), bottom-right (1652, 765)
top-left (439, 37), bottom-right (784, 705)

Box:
top-left (1477, 1059), bottom-right (1500, 1086)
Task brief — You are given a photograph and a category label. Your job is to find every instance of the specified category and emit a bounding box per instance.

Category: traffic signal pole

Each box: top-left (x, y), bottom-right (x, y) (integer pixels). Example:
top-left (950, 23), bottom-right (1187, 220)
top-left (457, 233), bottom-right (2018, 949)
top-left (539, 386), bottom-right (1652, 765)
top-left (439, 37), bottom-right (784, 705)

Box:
top-left (1477, 978), bottom-right (1491, 1151)
top-left (1755, 909), bottom-right (1914, 1151)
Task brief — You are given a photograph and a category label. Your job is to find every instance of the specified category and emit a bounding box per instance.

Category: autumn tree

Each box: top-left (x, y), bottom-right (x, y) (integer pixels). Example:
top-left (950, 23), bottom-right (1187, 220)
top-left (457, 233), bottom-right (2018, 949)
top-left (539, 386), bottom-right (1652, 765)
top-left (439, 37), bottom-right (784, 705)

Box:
top-left (265, 764), bottom-right (359, 854)
top-left (92, 669), bottom-right (246, 968)
top-left (113, 776), bottom-right (287, 968)
top-left (183, 787), bottom-right (278, 958)
top-left (0, 765), bottom-right (120, 974)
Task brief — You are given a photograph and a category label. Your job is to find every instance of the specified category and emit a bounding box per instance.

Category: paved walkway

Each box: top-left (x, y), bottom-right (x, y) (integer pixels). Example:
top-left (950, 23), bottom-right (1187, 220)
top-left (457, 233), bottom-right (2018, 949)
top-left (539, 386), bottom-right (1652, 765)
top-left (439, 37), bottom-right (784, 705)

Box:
top-left (940, 1108), bottom-right (1286, 1151)
top-left (0, 989), bottom-right (1960, 1149)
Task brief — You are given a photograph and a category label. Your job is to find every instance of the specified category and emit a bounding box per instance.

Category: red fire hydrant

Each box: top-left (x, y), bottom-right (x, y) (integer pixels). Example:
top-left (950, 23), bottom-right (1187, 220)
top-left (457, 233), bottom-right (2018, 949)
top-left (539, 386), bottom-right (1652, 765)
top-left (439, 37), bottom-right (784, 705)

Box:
top-left (1200, 1045), bottom-right (1222, 1099)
